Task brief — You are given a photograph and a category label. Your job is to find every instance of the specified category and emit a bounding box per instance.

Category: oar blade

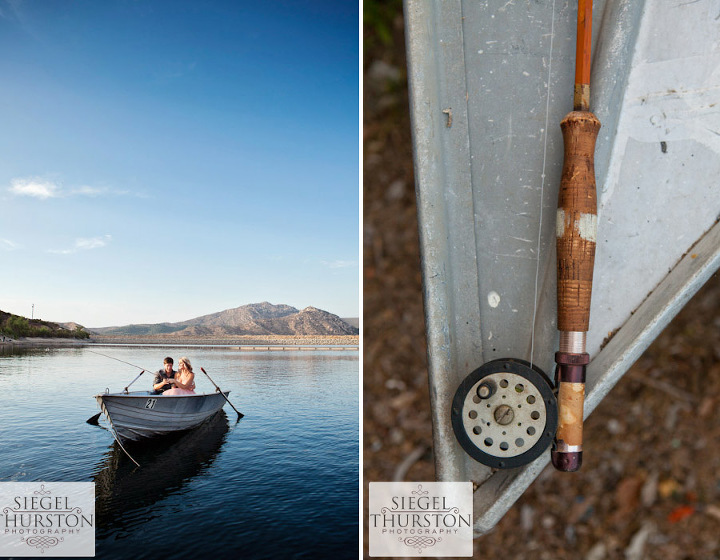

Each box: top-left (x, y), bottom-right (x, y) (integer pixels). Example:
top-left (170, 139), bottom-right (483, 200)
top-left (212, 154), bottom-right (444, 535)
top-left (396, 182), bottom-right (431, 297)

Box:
top-left (86, 412), bottom-right (102, 425)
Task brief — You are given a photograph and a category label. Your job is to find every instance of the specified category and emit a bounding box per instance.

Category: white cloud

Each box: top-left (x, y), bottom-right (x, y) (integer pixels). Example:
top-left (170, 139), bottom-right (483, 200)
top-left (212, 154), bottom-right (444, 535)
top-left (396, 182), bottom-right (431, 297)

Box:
top-left (322, 260), bottom-right (358, 269)
top-left (76, 236), bottom-right (110, 250)
top-left (0, 238), bottom-right (18, 250)
top-left (10, 178), bottom-right (60, 199)
top-left (8, 177), bottom-right (147, 199)
top-left (48, 235), bottom-right (111, 255)
top-left (70, 185), bottom-right (105, 197)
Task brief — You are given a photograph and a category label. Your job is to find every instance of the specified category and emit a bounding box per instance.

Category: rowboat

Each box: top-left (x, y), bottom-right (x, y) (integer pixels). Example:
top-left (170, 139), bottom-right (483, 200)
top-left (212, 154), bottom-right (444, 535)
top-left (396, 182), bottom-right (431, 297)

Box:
top-left (95, 390), bottom-right (230, 443)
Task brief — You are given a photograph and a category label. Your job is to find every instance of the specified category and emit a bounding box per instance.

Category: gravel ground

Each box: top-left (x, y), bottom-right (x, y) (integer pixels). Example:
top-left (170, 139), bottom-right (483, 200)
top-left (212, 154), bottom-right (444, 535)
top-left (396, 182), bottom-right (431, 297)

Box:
top-left (364, 5), bottom-right (720, 559)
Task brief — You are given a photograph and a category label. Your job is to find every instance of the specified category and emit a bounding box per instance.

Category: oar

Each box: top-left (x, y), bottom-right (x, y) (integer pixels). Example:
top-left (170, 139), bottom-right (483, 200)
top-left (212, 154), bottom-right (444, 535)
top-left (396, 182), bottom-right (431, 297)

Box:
top-left (123, 370), bottom-right (145, 394)
top-left (200, 367), bottom-right (244, 420)
top-left (551, 0), bottom-right (600, 472)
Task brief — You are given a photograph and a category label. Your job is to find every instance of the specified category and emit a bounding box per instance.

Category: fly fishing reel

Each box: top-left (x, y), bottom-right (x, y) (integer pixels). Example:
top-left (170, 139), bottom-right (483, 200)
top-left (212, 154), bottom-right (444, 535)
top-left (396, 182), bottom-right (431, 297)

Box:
top-left (451, 358), bottom-right (557, 469)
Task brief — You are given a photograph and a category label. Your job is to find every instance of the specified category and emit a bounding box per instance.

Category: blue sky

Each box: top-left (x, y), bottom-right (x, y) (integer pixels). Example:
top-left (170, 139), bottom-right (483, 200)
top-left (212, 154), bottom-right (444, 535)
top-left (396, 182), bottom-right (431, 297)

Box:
top-left (0, 1), bottom-right (359, 327)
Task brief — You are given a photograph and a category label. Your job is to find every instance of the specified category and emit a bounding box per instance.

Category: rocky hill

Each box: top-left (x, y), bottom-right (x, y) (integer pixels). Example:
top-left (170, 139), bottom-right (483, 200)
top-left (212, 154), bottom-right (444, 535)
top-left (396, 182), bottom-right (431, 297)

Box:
top-left (0, 311), bottom-right (90, 339)
top-left (341, 317), bottom-right (359, 328)
top-left (91, 302), bottom-right (359, 337)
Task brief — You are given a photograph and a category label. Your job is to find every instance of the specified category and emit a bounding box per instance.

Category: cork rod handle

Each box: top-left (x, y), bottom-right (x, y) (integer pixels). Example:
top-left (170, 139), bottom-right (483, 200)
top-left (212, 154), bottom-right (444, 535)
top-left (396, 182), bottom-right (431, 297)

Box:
top-left (556, 111), bottom-right (600, 333)
top-left (552, 110), bottom-right (600, 472)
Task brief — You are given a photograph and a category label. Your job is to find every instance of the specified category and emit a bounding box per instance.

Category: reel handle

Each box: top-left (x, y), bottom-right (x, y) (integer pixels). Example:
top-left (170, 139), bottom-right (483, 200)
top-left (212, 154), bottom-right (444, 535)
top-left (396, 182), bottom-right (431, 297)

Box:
top-left (552, 110), bottom-right (600, 472)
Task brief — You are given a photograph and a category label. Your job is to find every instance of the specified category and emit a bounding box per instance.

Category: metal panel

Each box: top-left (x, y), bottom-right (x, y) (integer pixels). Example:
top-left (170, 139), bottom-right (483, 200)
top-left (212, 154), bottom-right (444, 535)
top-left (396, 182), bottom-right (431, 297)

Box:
top-left (405, 0), bottom-right (720, 536)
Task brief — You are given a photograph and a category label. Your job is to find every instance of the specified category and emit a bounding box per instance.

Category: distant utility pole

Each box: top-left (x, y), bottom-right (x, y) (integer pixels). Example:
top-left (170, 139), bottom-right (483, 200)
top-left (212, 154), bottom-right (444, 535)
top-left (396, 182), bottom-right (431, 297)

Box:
top-left (32, 304), bottom-right (34, 320)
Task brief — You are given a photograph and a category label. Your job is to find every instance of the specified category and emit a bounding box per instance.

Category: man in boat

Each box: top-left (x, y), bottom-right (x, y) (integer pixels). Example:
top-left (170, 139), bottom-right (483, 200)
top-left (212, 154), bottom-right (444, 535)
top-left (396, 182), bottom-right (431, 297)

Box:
top-left (152, 357), bottom-right (176, 394)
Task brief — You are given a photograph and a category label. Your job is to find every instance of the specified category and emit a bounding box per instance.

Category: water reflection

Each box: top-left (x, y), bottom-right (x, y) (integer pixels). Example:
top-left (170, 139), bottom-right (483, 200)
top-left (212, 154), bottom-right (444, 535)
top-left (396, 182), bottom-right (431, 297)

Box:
top-left (0, 343), bottom-right (87, 360)
top-left (0, 344), bottom-right (39, 358)
top-left (93, 411), bottom-right (230, 533)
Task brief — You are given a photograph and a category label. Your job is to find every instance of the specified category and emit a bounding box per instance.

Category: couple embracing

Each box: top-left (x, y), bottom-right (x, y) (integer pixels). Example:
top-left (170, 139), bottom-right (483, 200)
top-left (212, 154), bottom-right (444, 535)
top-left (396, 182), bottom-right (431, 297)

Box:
top-left (152, 356), bottom-right (196, 395)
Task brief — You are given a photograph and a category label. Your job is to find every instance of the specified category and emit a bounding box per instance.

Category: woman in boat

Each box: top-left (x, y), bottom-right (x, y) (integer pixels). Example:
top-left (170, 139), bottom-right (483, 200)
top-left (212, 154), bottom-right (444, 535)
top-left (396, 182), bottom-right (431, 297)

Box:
top-left (163, 357), bottom-right (196, 395)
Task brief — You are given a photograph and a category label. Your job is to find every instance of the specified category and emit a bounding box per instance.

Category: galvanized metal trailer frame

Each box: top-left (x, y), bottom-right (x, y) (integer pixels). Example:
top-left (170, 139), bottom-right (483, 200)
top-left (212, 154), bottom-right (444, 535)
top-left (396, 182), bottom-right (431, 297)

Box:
top-left (405, 0), bottom-right (720, 536)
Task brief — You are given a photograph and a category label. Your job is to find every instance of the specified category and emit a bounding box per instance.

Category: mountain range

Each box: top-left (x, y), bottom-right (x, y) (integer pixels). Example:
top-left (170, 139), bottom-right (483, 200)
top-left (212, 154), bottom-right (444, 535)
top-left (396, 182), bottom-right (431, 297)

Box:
top-left (90, 302), bottom-right (359, 337)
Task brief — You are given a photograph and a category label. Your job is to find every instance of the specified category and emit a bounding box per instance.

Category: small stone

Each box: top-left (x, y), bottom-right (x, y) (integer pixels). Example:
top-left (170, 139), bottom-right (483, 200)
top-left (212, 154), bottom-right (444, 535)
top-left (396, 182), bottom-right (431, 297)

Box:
top-left (641, 471), bottom-right (659, 507)
top-left (520, 504), bottom-right (534, 532)
top-left (386, 179), bottom-right (406, 201)
top-left (625, 522), bottom-right (656, 560)
top-left (705, 504), bottom-right (720, 521)
top-left (585, 542), bottom-right (606, 560)
top-left (367, 60), bottom-right (401, 86)
top-left (607, 418), bottom-right (623, 434)
top-left (385, 378), bottom-right (407, 391)
top-left (389, 428), bottom-right (404, 445)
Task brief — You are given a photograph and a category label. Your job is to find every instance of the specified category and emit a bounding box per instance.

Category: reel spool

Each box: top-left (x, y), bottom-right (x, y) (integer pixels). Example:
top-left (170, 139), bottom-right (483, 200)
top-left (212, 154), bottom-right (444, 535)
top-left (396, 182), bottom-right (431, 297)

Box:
top-left (451, 358), bottom-right (558, 469)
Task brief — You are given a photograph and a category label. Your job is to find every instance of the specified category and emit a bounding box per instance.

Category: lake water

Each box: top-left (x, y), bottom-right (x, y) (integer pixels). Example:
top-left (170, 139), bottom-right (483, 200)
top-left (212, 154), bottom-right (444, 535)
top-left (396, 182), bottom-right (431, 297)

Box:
top-left (0, 344), bottom-right (359, 559)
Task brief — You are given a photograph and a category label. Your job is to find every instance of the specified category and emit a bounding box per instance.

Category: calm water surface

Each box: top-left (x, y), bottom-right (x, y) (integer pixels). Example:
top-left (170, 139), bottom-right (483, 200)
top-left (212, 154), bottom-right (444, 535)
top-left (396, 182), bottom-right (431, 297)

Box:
top-left (0, 345), bottom-right (359, 559)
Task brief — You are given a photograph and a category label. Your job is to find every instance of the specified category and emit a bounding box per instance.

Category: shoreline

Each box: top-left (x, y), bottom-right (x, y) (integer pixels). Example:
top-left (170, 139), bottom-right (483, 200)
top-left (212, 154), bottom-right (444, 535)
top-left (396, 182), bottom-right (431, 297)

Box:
top-left (0, 337), bottom-right (88, 347)
top-left (1, 334), bottom-right (359, 350)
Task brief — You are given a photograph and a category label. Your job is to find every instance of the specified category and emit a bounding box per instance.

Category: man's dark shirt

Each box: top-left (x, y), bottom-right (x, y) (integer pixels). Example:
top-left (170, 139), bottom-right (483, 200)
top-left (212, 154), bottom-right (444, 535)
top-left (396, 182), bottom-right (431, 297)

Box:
top-left (152, 369), bottom-right (176, 394)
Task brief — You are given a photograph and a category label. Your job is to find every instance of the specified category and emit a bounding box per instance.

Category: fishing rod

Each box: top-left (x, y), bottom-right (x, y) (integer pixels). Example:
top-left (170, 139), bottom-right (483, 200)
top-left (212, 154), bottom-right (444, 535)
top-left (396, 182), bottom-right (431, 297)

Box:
top-left (86, 349), bottom-right (154, 374)
top-left (551, 0), bottom-right (601, 472)
top-left (85, 350), bottom-right (154, 424)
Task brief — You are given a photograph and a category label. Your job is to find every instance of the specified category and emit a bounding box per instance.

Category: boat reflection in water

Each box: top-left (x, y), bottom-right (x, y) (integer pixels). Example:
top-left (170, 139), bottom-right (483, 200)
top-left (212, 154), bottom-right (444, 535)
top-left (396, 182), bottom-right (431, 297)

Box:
top-left (92, 410), bottom-right (230, 533)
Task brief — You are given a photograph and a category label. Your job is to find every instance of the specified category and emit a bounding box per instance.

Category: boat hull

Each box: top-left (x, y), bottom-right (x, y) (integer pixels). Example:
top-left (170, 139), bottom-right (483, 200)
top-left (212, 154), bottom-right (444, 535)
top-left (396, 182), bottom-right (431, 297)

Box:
top-left (96, 391), bottom-right (229, 442)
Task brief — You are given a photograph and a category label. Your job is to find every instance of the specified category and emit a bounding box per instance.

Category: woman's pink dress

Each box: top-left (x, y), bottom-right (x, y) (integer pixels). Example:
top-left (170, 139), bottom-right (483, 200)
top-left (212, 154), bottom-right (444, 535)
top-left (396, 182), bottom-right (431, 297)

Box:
top-left (163, 371), bottom-right (196, 395)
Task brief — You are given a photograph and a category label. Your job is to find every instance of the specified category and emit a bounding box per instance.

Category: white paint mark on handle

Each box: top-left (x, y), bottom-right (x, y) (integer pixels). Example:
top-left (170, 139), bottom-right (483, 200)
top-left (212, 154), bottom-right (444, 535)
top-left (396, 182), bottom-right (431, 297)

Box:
top-left (556, 209), bottom-right (597, 242)
top-left (488, 291), bottom-right (501, 308)
top-left (575, 213), bottom-right (597, 242)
